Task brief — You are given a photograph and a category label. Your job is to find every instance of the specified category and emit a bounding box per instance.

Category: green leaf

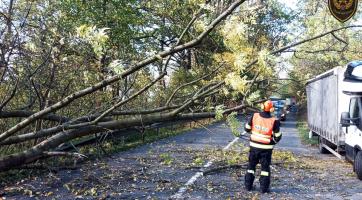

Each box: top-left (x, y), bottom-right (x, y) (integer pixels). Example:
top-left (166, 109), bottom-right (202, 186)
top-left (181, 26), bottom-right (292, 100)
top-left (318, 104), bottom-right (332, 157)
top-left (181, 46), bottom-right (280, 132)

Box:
top-left (226, 112), bottom-right (241, 137)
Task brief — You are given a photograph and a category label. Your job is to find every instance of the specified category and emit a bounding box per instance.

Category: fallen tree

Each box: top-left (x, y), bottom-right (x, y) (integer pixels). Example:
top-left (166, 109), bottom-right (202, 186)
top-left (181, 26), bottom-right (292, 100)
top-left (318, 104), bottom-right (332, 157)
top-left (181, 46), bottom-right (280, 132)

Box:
top-left (0, 0), bottom-right (248, 171)
top-left (1, 0), bottom-right (361, 173)
top-left (0, 0), bottom-right (247, 143)
top-left (0, 105), bottom-right (250, 171)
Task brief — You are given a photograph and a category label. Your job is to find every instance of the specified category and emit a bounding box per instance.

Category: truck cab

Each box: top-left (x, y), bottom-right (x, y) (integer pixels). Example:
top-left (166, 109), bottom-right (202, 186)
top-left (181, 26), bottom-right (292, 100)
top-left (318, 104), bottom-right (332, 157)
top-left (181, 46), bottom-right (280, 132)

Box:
top-left (340, 61), bottom-right (362, 179)
top-left (343, 96), bottom-right (362, 160)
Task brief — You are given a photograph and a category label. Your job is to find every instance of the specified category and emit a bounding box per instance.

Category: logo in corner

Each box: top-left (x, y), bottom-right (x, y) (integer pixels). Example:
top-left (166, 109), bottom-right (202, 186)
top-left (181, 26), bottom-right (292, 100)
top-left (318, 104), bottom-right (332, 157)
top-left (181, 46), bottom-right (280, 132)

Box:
top-left (329, 0), bottom-right (359, 22)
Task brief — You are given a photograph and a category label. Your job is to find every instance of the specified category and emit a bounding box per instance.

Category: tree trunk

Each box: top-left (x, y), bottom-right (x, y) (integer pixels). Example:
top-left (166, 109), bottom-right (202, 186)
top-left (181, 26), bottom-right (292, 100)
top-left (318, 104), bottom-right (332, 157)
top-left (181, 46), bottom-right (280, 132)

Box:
top-left (0, 106), bottom-right (248, 171)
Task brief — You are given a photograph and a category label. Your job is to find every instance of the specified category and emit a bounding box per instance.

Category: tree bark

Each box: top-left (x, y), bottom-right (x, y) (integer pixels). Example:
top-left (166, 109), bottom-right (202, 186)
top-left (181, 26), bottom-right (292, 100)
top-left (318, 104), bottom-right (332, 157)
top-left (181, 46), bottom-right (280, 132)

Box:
top-left (0, 105), bottom-right (247, 172)
top-left (0, 110), bottom-right (69, 122)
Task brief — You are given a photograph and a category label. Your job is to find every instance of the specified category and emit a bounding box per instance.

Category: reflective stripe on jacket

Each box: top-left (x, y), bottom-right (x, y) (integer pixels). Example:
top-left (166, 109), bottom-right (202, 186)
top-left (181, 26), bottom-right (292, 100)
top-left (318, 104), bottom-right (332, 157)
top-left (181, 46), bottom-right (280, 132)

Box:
top-left (250, 141), bottom-right (274, 149)
top-left (250, 113), bottom-right (276, 145)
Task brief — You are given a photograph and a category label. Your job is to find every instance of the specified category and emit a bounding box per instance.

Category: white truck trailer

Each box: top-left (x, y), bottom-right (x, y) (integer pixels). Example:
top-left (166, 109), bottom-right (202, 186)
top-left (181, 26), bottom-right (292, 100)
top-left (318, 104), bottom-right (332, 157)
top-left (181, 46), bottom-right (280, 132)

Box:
top-left (306, 61), bottom-right (362, 180)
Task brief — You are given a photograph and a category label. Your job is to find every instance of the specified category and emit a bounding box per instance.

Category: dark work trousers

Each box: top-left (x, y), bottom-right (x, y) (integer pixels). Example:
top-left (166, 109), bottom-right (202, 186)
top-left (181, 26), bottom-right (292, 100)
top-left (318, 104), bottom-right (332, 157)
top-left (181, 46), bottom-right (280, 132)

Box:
top-left (244, 146), bottom-right (273, 192)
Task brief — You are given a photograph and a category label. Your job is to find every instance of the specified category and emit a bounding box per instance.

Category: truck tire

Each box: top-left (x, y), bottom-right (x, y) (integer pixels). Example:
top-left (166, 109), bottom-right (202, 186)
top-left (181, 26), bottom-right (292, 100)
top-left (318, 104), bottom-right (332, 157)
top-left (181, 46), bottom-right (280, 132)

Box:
top-left (319, 137), bottom-right (329, 154)
top-left (354, 151), bottom-right (362, 180)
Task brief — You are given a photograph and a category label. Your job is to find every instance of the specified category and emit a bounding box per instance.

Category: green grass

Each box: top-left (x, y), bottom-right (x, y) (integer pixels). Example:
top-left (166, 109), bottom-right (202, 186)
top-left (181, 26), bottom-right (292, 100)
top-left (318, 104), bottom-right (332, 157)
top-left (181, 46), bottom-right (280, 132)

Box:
top-left (85, 125), bottom-right (194, 155)
top-left (296, 120), bottom-right (318, 146)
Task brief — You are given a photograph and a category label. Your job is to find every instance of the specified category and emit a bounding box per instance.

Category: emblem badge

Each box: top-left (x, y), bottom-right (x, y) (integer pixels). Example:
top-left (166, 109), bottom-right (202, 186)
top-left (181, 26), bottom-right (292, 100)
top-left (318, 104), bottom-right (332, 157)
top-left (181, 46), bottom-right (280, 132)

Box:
top-left (328, 0), bottom-right (358, 22)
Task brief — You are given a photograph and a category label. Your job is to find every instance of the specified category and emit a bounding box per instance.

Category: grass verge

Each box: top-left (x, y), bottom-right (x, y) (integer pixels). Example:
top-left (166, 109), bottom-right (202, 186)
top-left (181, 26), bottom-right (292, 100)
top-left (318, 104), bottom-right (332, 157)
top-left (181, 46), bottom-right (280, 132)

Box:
top-left (79, 123), bottom-right (199, 155)
top-left (296, 120), bottom-right (318, 146)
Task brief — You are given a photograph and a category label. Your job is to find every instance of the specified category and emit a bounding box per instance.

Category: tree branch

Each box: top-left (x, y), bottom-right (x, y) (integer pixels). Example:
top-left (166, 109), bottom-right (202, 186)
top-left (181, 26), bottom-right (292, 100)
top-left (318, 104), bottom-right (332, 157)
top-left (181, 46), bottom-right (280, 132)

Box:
top-left (165, 66), bottom-right (221, 106)
top-left (243, 25), bottom-right (362, 70)
top-left (170, 82), bottom-right (224, 115)
top-left (0, 0), bottom-right (245, 142)
top-left (0, 110), bottom-right (69, 122)
top-left (331, 32), bottom-right (348, 45)
top-left (0, 78), bottom-right (18, 112)
top-left (67, 72), bottom-right (167, 129)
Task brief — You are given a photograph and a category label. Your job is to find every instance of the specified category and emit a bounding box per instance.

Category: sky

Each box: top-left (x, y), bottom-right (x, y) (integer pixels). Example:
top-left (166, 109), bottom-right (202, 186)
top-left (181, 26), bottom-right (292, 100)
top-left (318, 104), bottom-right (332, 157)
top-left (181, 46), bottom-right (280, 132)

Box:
top-left (275, 0), bottom-right (299, 79)
top-left (279, 0), bottom-right (306, 78)
top-left (277, 0), bottom-right (299, 10)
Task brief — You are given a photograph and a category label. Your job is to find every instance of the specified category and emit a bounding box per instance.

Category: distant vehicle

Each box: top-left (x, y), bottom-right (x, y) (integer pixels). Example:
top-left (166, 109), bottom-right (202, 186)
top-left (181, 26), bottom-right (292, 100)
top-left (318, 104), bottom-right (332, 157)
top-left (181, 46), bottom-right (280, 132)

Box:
top-left (286, 97), bottom-right (297, 113)
top-left (306, 61), bottom-right (362, 180)
top-left (271, 99), bottom-right (287, 121)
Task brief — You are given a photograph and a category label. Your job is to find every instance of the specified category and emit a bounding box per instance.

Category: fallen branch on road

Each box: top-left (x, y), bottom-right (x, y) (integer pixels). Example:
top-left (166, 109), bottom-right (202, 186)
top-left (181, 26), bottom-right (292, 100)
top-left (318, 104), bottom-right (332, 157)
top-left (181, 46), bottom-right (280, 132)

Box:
top-left (203, 162), bottom-right (293, 176)
top-left (203, 164), bottom-right (247, 175)
top-left (43, 151), bottom-right (87, 159)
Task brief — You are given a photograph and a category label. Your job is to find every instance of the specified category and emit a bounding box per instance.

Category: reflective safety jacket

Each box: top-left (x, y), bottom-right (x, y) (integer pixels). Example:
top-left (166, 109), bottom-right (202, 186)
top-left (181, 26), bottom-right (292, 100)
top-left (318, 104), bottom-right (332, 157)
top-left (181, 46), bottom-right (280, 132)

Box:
top-left (251, 113), bottom-right (275, 144)
top-left (244, 112), bottom-right (282, 149)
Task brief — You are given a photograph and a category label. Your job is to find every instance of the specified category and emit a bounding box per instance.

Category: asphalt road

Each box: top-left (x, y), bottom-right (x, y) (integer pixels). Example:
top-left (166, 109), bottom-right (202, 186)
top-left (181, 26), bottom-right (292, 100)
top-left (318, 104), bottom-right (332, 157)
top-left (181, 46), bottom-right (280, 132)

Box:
top-left (2, 114), bottom-right (362, 199)
top-left (275, 114), bottom-right (315, 154)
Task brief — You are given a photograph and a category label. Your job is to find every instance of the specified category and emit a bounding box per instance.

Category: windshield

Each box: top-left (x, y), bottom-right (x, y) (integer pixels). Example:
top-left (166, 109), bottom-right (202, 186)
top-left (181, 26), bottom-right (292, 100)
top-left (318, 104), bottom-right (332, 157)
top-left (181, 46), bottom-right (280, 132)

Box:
top-left (349, 97), bottom-right (362, 130)
top-left (273, 100), bottom-right (285, 108)
top-left (350, 97), bottom-right (362, 119)
top-left (350, 99), bottom-right (359, 118)
top-left (352, 66), bottom-right (362, 78)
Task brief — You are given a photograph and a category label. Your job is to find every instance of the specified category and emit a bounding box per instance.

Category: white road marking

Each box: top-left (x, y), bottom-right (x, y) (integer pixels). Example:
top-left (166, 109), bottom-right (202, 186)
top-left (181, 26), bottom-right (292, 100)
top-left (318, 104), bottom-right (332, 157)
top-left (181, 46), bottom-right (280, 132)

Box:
top-left (223, 137), bottom-right (239, 150)
top-left (172, 172), bottom-right (203, 198)
top-left (203, 160), bottom-right (213, 168)
top-left (171, 137), bottom-right (239, 199)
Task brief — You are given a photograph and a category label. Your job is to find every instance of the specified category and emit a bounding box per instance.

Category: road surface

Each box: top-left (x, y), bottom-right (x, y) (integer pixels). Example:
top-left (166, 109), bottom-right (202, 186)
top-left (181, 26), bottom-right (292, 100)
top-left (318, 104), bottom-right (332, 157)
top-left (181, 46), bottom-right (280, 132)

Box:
top-left (2, 114), bottom-right (362, 199)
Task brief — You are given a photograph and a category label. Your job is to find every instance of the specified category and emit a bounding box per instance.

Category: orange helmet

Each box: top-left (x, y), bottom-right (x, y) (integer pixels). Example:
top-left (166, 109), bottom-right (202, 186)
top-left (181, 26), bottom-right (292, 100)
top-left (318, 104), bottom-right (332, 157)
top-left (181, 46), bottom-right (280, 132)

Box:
top-left (261, 100), bottom-right (274, 112)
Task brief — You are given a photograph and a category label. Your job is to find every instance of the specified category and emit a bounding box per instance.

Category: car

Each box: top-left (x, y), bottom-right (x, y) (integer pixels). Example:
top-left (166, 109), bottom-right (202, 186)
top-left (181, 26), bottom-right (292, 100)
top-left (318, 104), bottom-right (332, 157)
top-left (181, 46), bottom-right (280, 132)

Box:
top-left (271, 100), bottom-right (287, 121)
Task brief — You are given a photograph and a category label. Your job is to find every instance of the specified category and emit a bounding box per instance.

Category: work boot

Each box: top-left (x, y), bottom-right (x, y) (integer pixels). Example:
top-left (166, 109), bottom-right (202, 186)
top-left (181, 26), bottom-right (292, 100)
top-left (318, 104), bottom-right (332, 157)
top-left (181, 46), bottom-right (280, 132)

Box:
top-left (259, 175), bottom-right (270, 193)
top-left (244, 172), bottom-right (255, 191)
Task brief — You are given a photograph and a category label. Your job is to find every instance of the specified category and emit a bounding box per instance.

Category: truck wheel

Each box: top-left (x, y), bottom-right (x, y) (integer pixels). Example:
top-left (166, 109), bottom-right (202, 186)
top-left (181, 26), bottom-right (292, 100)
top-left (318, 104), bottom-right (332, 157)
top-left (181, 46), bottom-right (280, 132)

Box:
top-left (354, 151), bottom-right (362, 180)
top-left (319, 137), bottom-right (329, 154)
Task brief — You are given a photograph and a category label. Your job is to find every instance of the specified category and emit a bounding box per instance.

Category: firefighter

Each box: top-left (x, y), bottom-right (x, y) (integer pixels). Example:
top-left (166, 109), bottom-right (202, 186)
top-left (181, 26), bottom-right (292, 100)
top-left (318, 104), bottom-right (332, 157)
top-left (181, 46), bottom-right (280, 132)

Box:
top-left (244, 100), bottom-right (282, 193)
